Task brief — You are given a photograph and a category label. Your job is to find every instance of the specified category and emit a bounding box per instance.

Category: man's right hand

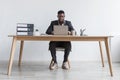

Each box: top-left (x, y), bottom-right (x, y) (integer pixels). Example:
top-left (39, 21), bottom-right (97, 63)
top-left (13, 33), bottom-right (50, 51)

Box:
top-left (52, 31), bottom-right (54, 35)
top-left (68, 31), bottom-right (72, 35)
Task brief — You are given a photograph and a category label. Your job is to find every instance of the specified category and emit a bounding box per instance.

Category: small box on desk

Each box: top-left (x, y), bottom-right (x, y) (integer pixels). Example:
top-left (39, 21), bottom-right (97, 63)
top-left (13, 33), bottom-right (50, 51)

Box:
top-left (16, 23), bottom-right (34, 36)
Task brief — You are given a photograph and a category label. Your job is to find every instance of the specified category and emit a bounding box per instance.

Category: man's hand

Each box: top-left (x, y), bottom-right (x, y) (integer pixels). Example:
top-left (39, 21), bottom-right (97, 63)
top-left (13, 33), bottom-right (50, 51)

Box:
top-left (68, 31), bottom-right (72, 35)
top-left (51, 31), bottom-right (54, 35)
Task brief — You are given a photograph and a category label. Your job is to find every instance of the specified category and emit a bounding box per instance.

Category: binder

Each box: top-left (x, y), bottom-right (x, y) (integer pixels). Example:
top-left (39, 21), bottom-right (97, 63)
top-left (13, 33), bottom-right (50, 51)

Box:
top-left (16, 23), bottom-right (34, 36)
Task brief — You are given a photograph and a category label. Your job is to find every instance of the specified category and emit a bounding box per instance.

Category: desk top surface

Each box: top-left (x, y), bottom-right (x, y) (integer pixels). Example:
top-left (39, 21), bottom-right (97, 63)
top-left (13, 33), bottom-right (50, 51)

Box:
top-left (8, 35), bottom-right (113, 38)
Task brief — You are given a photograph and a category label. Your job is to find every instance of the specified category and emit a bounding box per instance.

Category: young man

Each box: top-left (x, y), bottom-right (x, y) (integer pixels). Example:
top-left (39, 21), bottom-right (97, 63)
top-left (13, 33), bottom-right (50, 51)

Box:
top-left (46, 10), bottom-right (75, 70)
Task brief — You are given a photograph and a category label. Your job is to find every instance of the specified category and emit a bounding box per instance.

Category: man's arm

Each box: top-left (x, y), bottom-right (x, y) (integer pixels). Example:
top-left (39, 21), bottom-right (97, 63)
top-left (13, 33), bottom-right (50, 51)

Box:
top-left (46, 21), bottom-right (53, 34)
top-left (67, 21), bottom-right (74, 31)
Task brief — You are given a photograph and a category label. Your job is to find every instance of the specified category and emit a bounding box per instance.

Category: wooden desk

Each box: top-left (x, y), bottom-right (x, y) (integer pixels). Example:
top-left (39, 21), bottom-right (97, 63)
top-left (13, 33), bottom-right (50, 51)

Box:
top-left (7, 35), bottom-right (113, 76)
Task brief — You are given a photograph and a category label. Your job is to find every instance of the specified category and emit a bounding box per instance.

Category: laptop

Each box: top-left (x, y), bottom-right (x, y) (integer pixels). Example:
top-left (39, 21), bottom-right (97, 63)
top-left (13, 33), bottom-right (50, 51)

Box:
top-left (53, 25), bottom-right (68, 35)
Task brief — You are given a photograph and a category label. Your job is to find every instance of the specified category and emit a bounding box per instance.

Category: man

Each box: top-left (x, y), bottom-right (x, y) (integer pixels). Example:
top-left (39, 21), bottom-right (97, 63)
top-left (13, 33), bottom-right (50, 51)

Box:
top-left (46, 10), bottom-right (75, 70)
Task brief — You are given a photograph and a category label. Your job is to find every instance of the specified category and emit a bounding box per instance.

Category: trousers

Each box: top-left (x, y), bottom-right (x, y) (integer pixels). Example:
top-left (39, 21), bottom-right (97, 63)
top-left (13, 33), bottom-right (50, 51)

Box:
top-left (49, 41), bottom-right (71, 63)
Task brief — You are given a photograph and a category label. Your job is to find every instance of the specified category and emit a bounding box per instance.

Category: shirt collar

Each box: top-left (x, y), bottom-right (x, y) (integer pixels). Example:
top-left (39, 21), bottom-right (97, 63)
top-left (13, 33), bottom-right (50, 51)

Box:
top-left (58, 20), bottom-right (66, 26)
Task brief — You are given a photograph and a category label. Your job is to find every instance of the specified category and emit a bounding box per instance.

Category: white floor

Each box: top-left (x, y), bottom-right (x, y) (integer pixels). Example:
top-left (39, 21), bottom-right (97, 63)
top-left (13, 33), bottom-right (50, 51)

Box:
top-left (0, 61), bottom-right (120, 80)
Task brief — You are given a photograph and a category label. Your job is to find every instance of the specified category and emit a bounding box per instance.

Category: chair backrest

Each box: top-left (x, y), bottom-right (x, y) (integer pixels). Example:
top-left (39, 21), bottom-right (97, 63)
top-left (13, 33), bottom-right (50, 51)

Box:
top-left (49, 47), bottom-right (71, 52)
top-left (56, 47), bottom-right (65, 51)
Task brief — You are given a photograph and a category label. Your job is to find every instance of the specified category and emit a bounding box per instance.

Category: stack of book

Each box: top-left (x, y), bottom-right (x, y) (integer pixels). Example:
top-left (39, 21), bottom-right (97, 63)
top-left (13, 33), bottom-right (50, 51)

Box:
top-left (16, 23), bottom-right (34, 36)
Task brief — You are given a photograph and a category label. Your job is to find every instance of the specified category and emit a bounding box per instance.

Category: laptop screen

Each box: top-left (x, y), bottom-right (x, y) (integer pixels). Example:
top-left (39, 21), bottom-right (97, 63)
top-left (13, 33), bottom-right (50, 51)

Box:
top-left (53, 25), bottom-right (68, 35)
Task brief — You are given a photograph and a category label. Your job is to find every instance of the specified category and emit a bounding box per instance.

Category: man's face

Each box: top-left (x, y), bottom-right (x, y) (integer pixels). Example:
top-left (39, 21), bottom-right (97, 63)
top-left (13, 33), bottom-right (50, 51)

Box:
top-left (57, 13), bottom-right (65, 22)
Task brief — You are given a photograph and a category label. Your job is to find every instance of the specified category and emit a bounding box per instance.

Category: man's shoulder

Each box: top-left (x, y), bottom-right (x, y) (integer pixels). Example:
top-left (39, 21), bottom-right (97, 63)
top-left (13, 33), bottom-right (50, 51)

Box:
top-left (65, 20), bottom-right (71, 25)
top-left (65, 20), bottom-right (71, 23)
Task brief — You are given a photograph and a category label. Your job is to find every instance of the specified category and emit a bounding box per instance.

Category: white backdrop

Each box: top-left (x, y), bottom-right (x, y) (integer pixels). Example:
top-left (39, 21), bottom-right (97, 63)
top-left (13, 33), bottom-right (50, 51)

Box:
top-left (0, 0), bottom-right (120, 62)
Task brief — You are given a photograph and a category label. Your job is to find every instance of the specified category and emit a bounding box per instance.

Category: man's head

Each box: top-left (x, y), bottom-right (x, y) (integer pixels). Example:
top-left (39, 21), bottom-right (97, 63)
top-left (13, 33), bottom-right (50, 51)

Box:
top-left (57, 10), bottom-right (65, 22)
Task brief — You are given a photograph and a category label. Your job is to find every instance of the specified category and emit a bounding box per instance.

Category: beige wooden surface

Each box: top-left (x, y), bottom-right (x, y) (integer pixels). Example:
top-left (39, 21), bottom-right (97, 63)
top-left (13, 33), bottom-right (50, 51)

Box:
top-left (7, 35), bottom-right (113, 76)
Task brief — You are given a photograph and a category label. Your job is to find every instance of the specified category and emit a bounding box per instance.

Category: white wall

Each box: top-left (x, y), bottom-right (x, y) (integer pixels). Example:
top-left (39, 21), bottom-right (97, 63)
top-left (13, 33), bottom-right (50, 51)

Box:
top-left (0, 0), bottom-right (120, 62)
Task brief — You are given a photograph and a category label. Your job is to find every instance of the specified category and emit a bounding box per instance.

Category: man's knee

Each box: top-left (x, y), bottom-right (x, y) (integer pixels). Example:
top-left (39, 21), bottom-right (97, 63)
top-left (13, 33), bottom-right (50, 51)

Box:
top-left (64, 42), bottom-right (71, 51)
top-left (49, 42), bottom-right (56, 50)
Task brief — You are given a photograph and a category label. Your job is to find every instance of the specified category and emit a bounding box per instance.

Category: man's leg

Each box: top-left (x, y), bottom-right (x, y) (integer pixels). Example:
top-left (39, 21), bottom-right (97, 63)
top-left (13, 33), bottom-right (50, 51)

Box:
top-left (49, 42), bottom-right (58, 70)
top-left (49, 42), bottom-right (57, 63)
top-left (61, 42), bottom-right (71, 69)
top-left (63, 42), bottom-right (71, 62)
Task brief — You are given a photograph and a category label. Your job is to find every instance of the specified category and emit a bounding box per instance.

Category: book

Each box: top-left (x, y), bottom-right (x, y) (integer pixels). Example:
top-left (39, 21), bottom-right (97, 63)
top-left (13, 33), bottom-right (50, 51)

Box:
top-left (17, 32), bottom-right (28, 35)
top-left (17, 27), bottom-right (34, 32)
top-left (17, 28), bottom-right (28, 31)
top-left (17, 23), bottom-right (27, 27)
top-left (17, 32), bottom-right (33, 36)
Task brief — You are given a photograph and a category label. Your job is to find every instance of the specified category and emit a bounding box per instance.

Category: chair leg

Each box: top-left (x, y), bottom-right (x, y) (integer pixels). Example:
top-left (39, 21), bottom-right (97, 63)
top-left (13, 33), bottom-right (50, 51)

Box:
top-left (49, 59), bottom-right (54, 68)
top-left (67, 59), bottom-right (70, 68)
top-left (50, 59), bottom-right (53, 65)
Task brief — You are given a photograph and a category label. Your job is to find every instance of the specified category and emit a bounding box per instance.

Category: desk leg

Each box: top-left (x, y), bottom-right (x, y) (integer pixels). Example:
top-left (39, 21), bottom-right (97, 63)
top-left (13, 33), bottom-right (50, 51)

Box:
top-left (104, 38), bottom-right (113, 76)
top-left (7, 37), bottom-right (17, 76)
top-left (99, 41), bottom-right (104, 67)
top-left (18, 41), bottom-right (24, 66)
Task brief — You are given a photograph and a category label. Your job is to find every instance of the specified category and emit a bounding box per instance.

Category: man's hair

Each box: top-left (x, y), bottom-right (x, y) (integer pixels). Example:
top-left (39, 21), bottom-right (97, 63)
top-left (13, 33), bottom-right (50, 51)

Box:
top-left (58, 10), bottom-right (65, 14)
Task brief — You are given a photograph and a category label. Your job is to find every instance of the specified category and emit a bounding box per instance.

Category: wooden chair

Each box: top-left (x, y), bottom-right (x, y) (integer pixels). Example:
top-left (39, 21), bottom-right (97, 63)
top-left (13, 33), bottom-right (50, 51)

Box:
top-left (50, 47), bottom-right (71, 68)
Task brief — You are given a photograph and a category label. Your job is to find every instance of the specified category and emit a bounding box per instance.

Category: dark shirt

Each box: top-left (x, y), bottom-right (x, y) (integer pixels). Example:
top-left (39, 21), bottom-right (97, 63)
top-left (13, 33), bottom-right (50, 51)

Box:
top-left (46, 20), bottom-right (74, 34)
top-left (46, 20), bottom-right (75, 47)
